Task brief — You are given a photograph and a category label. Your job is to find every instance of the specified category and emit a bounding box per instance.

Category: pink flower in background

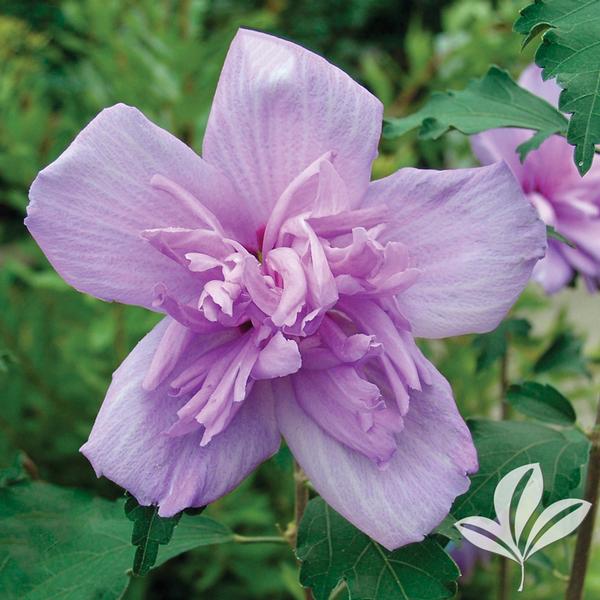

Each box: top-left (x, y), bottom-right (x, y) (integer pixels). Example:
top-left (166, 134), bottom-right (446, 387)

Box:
top-left (25, 30), bottom-right (545, 550)
top-left (472, 65), bottom-right (600, 294)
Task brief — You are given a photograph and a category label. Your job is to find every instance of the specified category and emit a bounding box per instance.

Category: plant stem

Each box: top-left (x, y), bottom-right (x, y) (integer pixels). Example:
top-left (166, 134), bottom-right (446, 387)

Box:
top-left (565, 397), bottom-right (600, 600)
top-left (498, 346), bottom-right (512, 600)
top-left (233, 535), bottom-right (288, 545)
top-left (293, 460), bottom-right (309, 547)
top-left (293, 460), bottom-right (313, 600)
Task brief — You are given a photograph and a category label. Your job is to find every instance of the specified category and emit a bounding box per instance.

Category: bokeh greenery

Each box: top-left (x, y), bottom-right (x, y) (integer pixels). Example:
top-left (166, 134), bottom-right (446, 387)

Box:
top-left (1, 1), bottom-right (599, 598)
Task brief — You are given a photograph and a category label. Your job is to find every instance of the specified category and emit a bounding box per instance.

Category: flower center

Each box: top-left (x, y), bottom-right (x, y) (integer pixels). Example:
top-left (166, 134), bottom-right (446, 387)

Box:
top-left (140, 160), bottom-right (424, 467)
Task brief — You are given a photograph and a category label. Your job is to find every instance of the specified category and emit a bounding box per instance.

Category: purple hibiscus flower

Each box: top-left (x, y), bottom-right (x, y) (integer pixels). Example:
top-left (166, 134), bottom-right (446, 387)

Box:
top-left (25, 30), bottom-right (545, 550)
top-left (472, 64), bottom-right (600, 294)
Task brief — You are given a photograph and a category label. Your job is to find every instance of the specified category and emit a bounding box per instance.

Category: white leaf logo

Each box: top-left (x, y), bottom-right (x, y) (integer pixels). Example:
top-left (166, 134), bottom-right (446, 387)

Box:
top-left (454, 463), bottom-right (591, 591)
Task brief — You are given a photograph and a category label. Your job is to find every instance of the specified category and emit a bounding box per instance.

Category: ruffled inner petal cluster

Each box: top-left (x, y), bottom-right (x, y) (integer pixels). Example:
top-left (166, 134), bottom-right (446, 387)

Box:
top-left (142, 156), bottom-right (423, 467)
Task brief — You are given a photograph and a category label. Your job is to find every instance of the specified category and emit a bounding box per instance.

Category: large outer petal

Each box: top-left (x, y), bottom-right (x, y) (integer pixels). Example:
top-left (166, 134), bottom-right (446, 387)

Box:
top-left (363, 162), bottom-right (545, 338)
top-left (26, 104), bottom-right (248, 309)
top-left (275, 360), bottom-right (478, 550)
top-left (80, 318), bottom-right (280, 515)
top-left (202, 29), bottom-right (383, 227)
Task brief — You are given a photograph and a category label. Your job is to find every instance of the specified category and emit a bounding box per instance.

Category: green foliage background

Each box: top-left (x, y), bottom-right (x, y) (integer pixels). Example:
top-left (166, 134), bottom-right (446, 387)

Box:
top-left (1, 0), bottom-right (599, 598)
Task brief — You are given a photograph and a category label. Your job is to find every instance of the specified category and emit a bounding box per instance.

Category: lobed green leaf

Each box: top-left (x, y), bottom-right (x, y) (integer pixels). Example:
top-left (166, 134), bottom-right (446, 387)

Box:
top-left (297, 497), bottom-right (459, 600)
top-left (383, 66), bottom-right (567, 161)
top-left (124, 496), bottom-right (181, 576)
top-left (515, 0), bottom-right (600, 175)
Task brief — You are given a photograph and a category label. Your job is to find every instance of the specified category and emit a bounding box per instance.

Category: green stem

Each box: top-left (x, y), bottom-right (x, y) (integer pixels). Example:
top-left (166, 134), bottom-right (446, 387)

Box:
top-left (294, 460), bottom-right (309, 548)
top-left (293, 460), bottom-right (313, 600)
top-left (565, 397), bottom-right (600, 600)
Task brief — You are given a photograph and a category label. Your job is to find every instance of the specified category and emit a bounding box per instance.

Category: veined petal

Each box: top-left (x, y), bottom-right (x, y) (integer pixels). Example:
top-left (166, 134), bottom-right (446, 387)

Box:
top-left (312, 159), bottom-right (349, 217)
top-left (266, 247), bottom-right (308, 327)
top-left (363, 162), bottom-right (545, 338)
top-left (202, 29), bottom-right (383, 228)
top-left (193, 334), bottom-right (260, 446)
top-left (340, 298), bottom-right (420, 394)
top-left (252, 332), bottom-right (302, 379)
top-left (26, 104), bottom-right (250, 309)
top-left (289, 368), bottom-right (400, 467)
top-left (275, 360), bottom-right (477, 550)
top-left (142, 318), bottom-right (195, 391)
top-left (152, 283), bottom-right (223, 334)
top-left (80, 318), bottom-right (280, 516)
top-left (307, 205), bottom-right (389, 238)
top-left (302, 224), bottom-right (338, 309)
top-left (141, 227), bottom-right (234, 270)
top-left (262, 152), bottom-right (332, 254)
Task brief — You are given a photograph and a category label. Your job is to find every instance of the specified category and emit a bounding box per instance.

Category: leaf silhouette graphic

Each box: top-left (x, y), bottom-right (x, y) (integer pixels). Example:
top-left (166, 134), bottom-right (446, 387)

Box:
top-left (491, 462), bottom-right (542, 564)
top-left (513, 464), bottom-right (544, 544)
top-left (454, 462), bottom-right (589, 592)
top-left (524, 499), bottom-right (591, 560)
top-left (454, 516), bottom-right (520, 563)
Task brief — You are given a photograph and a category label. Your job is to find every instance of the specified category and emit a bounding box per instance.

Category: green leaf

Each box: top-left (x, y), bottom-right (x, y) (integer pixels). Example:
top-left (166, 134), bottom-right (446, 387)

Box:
top-left (383, 66), bottom-right (567, 158)
top-left (534, 331), bottom-right (589, 376)
top-left (297, 497), bottom-right (459, 600)
top-left (0, 480), bottom-right (233, 600)
top-left (452, 419), bottom-right (589, 521)
top-left (506, 382), bottom-right (576, 425)
top-left (473, 318), bottom-right (532, 372)
top-left (515, 0), bottom-right (600, 175)
top-left (124, 495), bottom-right (181, 576)
top-left (546, 225), bottom-right (576, 248)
